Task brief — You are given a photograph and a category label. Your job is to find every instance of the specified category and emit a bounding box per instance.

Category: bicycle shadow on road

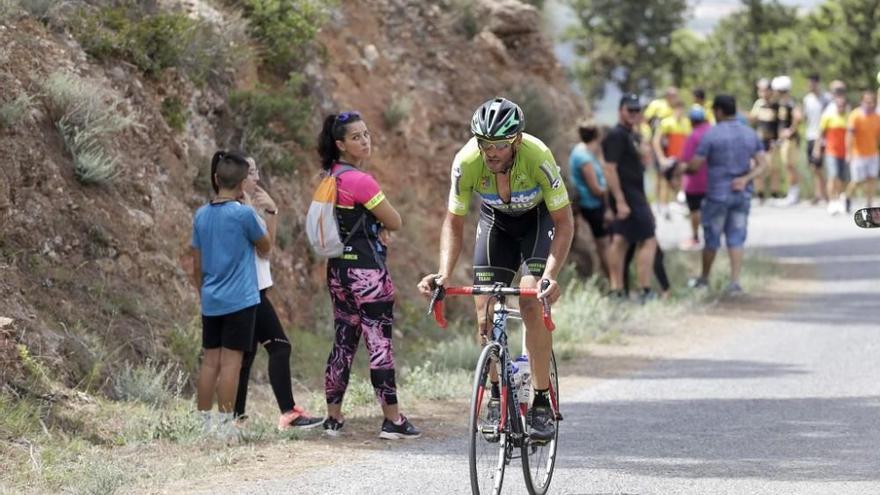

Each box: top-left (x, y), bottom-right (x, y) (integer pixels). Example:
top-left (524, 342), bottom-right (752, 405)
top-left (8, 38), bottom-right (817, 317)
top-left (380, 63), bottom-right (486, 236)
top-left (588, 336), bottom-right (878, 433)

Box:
top-left (557, 395), bottom-right (880, 482)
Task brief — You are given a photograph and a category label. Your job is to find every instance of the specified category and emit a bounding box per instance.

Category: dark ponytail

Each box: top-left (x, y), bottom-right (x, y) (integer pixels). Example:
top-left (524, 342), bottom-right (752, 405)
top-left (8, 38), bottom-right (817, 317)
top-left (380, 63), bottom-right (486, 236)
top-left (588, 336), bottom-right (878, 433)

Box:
top-left (317, 112), bottom-right (364, 171)
top-left (318, 114), bottom-right (339, 171)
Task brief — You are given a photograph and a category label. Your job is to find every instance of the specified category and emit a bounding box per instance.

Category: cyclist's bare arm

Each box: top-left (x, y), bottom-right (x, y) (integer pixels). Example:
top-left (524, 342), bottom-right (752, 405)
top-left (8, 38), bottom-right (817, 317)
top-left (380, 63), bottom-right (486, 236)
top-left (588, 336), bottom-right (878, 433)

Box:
top-left (370, 198), bottom-right (402, 231)
top-left (417, 211), bottom-right (465, 295)
top-left (538, 206), bottom-right (574, 303)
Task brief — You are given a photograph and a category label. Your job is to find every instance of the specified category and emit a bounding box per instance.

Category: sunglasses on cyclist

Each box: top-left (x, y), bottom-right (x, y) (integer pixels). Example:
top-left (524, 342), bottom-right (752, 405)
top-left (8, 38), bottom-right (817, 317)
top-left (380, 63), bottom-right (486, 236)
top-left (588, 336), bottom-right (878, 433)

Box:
top-left (477, 137), bottom-right (517, 151)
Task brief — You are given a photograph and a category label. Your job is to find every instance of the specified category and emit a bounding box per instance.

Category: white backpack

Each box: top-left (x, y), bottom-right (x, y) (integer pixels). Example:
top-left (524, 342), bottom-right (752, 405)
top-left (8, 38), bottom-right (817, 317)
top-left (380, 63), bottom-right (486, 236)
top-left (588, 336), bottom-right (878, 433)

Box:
top-left (305, 165), bottom-right (361, 258)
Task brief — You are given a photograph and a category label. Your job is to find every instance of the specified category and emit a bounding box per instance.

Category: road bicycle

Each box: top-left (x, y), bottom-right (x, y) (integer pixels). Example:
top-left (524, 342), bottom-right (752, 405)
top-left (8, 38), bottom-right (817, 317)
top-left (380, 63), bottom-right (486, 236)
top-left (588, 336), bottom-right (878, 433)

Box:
top-left (428, 282), bottom-right (561, 495)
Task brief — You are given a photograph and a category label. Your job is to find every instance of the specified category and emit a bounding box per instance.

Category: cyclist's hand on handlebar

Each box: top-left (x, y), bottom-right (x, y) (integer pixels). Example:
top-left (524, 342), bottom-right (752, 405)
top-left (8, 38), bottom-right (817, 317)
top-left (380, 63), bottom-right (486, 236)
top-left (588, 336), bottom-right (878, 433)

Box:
top-left (417, 273), bottom-right (447, 297)
top-left (538, 278), bottom-right (561, 303)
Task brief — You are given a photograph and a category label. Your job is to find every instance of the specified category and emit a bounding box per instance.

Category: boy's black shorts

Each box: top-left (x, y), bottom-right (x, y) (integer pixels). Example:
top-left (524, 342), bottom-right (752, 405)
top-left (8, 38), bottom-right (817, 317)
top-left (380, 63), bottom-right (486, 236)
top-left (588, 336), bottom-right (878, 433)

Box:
top-left (202, 305), bottom-right (257, 351)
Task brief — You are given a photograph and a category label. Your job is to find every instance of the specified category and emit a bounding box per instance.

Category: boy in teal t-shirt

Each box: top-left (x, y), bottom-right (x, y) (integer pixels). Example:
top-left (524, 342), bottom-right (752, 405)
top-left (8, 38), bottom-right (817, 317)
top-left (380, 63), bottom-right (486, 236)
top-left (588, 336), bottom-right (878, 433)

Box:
top-left (191, 151), bottom-right (270, 435)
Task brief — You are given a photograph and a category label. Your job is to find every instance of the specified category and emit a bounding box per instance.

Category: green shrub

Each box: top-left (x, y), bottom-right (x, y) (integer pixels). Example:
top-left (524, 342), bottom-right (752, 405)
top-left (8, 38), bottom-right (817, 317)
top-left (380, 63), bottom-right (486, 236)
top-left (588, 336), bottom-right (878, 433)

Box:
top-left (229, 75), bottom-right (312, 175)
top-left (454, 0), bottom-right (480, 39)
top-left (160, 96), bottom-right (188, 132)
top-left (166, 319), bottom-right (201, 377)
top-left (57, 118), bottom-right (120, 184)
top-left (0, 0), bottom-right (21, 22)
top-left (0, 93), bottom-right (34, 128)
top-left (111, 360), bottom-right (186, 406)
top-left (42, 72), bottom-right (136, 184)
top-left (18, 0), bottom-right (60, 22)
top-left (69, 5), bottom-right (250, 85)
top-left (125, 13), bottom-right (196, 75)
top-left (383, 95), bottom-right (411, 130)
top-left (236, 0), bottom-right (329, 73)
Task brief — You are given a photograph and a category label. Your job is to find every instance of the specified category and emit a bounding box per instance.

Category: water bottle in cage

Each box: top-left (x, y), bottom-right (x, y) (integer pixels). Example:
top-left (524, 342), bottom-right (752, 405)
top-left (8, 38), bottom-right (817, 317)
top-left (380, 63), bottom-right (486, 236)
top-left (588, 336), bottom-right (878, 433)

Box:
top-left (514, 355), bottom-right (530, 404)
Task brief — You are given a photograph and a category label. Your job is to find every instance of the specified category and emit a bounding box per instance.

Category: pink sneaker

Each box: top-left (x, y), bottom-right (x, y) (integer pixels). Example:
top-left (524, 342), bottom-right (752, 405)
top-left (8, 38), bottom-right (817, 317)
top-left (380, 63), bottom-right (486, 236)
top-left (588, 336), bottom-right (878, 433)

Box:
top-left (278, 405), bottom-right (323, 431)
top-left (679, 238), bottom-right (701, 250)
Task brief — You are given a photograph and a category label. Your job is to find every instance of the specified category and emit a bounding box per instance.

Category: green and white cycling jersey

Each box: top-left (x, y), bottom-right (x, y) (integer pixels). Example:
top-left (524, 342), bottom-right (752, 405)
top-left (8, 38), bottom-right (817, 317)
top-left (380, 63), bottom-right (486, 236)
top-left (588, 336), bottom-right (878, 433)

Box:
top-left (448, 133), bottom-right (570, 217)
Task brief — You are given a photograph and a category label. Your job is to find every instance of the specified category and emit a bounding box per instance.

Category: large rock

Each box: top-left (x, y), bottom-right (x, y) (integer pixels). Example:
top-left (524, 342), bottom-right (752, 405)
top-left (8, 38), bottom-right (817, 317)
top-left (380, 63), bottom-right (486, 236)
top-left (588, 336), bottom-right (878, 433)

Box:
top-left (482, 0), bottom-right (540, 37)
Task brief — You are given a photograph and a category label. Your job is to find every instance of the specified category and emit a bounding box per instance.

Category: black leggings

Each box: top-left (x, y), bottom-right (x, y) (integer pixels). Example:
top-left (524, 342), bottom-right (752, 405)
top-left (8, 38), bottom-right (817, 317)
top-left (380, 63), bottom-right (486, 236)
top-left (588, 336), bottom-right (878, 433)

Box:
top-left (234, 290), bottom-right (295, 416)
top-left (623, 244), bottom-right (670, 294)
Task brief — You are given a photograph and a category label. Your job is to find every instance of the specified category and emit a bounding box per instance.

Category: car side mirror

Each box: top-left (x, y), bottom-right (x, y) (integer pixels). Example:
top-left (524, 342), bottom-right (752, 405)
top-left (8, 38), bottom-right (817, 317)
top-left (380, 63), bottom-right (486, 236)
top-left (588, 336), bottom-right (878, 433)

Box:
top-left (854, 207), bottom-right (880, 228)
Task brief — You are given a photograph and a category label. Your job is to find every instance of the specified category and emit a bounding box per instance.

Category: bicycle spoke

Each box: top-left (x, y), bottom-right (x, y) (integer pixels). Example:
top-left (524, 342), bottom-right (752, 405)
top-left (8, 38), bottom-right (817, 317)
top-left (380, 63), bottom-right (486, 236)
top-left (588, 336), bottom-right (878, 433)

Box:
top-left (469, 345), bottom-right (507, 495)
top-left (522, 351), bottom-right (559, 495)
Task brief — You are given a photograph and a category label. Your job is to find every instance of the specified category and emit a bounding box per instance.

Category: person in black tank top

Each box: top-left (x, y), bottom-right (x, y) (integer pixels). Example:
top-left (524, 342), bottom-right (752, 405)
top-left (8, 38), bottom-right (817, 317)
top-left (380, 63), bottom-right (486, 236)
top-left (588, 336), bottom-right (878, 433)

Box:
top-left (772, 75), bottom-right (803, 206)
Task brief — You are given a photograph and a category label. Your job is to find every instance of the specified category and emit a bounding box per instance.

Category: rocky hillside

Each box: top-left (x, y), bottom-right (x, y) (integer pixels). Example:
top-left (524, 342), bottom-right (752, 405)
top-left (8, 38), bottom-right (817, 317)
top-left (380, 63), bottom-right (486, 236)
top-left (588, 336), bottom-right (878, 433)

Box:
top-left (0, 0), bottom-right (586, 389)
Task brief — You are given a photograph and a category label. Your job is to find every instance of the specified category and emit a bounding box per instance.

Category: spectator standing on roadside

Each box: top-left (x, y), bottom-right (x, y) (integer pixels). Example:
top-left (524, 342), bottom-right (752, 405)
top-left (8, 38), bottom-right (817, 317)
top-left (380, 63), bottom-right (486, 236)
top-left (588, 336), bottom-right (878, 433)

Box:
top-left (569, 121), bottom-right (611, 276)
top-left (603, 94), bottom-right (659, 303)
top-left (679, 106), bottom-right (711, 250)
top-left (686, 96), bottom-right (768, 295)
top-left (844, 91), bottom-right (880, 209)
top-left (803, 74), bottom-right (830, 204)
top-left (820, 86), bottom-right (850, 214)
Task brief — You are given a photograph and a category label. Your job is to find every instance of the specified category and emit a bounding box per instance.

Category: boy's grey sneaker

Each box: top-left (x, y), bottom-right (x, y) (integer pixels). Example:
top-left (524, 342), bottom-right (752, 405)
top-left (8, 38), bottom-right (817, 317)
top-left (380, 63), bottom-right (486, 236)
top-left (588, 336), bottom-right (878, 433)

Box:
top-left (637, 289), bottom-right (657, 305)
top-left (379, 415), bottom-right (421, 440)
top-left (322, 416), bottom-right (345, 437)
top-left (688, 277), bottom-right (709, 289)
top-left (725, 281), bottom-right (744, 296)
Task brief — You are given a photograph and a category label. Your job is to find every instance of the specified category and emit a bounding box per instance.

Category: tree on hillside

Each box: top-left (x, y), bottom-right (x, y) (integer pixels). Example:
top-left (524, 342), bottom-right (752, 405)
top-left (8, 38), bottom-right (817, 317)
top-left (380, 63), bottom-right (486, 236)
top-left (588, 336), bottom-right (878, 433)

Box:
top-left (653, 0), bottom-right (801, 105)
top-left (565, 0), bottom-right (688, 100)
top-left (826, 0), bottom-right (880, 88)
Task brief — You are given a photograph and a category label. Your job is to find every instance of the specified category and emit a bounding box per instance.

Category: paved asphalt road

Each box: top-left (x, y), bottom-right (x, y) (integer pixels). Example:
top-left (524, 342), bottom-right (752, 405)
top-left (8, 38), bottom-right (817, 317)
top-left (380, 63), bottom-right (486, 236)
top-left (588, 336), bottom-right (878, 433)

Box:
top-left (217, 203), bottom-right (880, 495)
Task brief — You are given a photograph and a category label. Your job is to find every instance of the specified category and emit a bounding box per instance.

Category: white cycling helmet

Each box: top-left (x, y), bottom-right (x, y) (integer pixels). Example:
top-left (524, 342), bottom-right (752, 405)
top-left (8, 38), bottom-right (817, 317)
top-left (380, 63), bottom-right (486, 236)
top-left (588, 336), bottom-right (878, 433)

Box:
top-left (771, 75), bottom-right (792, 92)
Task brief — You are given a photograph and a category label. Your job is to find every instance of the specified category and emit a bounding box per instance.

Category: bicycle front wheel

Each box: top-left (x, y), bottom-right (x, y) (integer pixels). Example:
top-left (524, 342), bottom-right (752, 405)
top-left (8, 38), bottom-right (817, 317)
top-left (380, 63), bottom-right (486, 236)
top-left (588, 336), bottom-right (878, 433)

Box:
top-left (469, 343), bottom-right (507, 495)
top-left (522, 350), bottom-right (559, 495)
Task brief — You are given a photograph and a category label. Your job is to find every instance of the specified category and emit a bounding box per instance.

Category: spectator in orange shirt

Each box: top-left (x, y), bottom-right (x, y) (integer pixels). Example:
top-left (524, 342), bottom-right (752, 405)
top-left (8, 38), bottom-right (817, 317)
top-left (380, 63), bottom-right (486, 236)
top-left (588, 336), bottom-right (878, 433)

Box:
top-left (844, 91), bottom-right (880, 208)
top-left (819, 90), bottom-right (850, 214)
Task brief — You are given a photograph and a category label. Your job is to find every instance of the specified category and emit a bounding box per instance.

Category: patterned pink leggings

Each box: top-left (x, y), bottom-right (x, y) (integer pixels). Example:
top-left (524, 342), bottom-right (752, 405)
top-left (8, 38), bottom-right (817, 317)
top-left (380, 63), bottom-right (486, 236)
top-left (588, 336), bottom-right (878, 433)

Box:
top-left (325, 266), bottom-right (397, 406)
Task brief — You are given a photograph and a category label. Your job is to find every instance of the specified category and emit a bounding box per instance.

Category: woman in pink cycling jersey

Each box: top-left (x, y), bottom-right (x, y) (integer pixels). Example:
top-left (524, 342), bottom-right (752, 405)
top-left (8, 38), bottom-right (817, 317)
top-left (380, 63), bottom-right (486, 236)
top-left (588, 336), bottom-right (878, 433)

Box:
top-left (316, 111), bottom-right (420, 440)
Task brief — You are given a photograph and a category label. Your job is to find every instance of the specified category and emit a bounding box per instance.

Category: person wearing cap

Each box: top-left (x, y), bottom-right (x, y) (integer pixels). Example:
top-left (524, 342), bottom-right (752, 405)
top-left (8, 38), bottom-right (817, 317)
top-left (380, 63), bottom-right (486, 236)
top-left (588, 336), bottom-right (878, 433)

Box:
top-left (685, 95), bottom-right (768, 295)
top-left (602, 94), bottom-right (658, 303)
top-left (750, 78), bottom-right (776, 202)
top-left (803, 74), bottom-right (830, 204)
top-left (771, 75), bottom-right (803, 207)
top-left (678, 106), bottom-right (712, 250)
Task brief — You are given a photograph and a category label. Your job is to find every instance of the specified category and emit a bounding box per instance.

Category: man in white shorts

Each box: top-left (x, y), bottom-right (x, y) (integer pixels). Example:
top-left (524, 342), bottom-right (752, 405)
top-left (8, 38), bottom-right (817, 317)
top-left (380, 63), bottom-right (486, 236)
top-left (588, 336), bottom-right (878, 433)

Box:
top-left (845, 91), bottom-right (880, 208)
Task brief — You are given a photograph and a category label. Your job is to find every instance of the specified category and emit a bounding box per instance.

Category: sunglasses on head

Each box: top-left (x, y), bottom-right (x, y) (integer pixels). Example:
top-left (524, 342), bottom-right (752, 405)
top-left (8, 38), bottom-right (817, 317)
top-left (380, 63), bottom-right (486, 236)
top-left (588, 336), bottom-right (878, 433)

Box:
top-left (477, 136), bottom-right (517, 151)
top-left (336, 111), bottom-right (361, 124)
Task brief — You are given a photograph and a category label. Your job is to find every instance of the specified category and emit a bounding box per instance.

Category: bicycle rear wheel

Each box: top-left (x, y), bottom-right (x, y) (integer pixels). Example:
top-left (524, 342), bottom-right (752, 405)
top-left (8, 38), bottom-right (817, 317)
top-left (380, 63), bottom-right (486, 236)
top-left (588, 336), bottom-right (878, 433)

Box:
top-left (469, 344), bottom-right (508, 495)
top-left (522, 351), bottom-right (559, 495)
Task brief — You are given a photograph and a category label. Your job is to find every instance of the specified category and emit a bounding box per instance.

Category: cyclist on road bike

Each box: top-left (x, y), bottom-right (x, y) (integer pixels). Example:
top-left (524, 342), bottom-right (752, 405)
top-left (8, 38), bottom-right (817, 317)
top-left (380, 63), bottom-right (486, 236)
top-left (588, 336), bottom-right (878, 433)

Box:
top-left (417, 97), bottom-right (574, 442)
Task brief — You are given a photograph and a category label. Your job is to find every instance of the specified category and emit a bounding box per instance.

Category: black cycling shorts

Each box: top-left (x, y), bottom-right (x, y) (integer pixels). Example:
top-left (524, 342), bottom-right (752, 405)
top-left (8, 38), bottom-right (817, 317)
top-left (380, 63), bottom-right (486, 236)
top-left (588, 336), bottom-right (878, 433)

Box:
top-left (580, 206), bottom-right (608, 239)
top-left (473, 202), bottom-right (554, 286)
top-left (202, 305), bottom-right (257, 351)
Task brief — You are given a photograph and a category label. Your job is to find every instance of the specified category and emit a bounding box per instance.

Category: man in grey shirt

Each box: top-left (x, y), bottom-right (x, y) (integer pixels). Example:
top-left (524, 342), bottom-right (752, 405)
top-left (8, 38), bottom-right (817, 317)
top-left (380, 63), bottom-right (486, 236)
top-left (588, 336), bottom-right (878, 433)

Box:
top-left (684, 95), bottom-right (769, 294)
